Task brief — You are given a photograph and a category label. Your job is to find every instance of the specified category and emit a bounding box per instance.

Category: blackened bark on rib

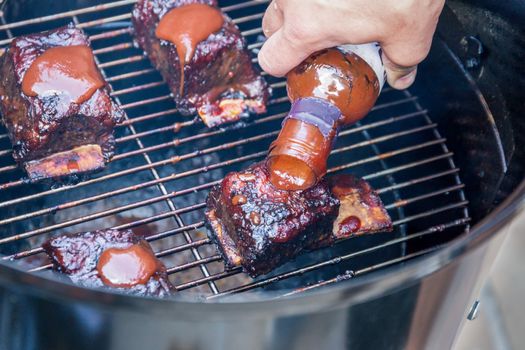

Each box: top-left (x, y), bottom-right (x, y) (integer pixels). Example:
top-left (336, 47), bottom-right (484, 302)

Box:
top-left (205, 162), bottom-right (339, 277)
top-left (205, 163), bottom-right (393, 277)
top-left (132, 0), bottom-right (270, 127)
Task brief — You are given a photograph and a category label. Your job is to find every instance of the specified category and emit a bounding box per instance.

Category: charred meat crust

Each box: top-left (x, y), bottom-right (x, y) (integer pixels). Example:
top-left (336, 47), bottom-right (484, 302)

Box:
top-left (205, 164), bottom-right (393, 277)
top-left (42, 229), bottom-right (174, 297)
top-left (205, 162), bottom-right (339, 277)
top-left (131, 0), bottom-right (270, 127)
top-left (0, 24), bottom-right (124, 178)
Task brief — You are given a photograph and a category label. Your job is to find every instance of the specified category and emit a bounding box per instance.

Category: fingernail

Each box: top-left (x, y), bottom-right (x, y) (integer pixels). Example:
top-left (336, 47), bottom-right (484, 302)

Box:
top-left (392, 69), bottom-right (417, 90)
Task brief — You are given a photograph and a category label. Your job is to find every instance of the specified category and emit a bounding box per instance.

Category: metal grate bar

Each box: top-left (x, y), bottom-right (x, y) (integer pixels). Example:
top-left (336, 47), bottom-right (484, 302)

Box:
top-left (90, 27), bottom-right (132, 41)
top-left (118, 107), bottom-right (179, 126)
top-left (106, 68), bottom-right (157, 83)
top-left (278, 271), bottom-right (355, 298)
top-left (76, 13), bottom-right (133, 29)
top-left (4, 160), bottom-right (467, 259)
top-left (93, 42), bottom-right (134, 55)
top-left (0, 139), bottom-right (446, 230)
top-left (0, 0), bottom-right (270, 45)
top-left (384, 184), bottom-right (465, 210)
top-left (115, 120), bottom-right (192, 143)
top-left (0, 0), bottom-right (137, 31)
top-left (177, 269), bottom-right (241, 291)
top-left (0, 93), bottom-right (414, 159)
top-left (353, 246), bottom-right (441, 276)
top-left (0, 141), bottom-right (454, 242)
top-left (111, 81), bottom-right (165, 96)
top-left (0, 120), bottom-right (447, 218)
top-left (156, 238), bottom-right (211, 258)
top-left (207, 217), bottom-right (470, 298)
top-left (0, 164), bottom-right (17, 173)
top-left (3, 220), bottom-right (208, 261)
top-left (16, 190), bottom-right (469, 274)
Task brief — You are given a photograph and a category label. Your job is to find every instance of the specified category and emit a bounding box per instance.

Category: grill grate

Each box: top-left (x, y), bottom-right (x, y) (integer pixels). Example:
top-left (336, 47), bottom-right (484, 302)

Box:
top-left (0, 0), bottom-right (470, 298)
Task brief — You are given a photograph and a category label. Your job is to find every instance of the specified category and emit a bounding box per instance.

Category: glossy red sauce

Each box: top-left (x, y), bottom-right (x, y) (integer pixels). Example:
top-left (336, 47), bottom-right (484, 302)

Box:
top-left (267, 155), bottom-right (317, 191)
top-left (338, 215), bottom-right (362, 235)
top-left (67, 159), bottom-right (79, 172)
top-left (22, 45), bottom-right (104, 104)
top-left (287, 48), bottom-right (379, 124)
top-left (155, 4), bottom-right (224, 94)
top-left (97, 243), bottom-right (159, 288)
top-left (268, 118), bottom-right (334, 191)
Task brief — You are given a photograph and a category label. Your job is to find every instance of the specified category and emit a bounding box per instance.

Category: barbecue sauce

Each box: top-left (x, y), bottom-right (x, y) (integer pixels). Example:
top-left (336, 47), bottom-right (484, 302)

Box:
top-left (268, 45), bottom-right (384, 191)
top-left (97, 243), bottom-right (159, 288)
top-left (155, 4), bottom-right (224, 94)
top-left (22, 45), bottom-right (104, 104)
top-left (267, 119), bottom-right (331, 190)
top-left (338, 215), bottom-right (362, 235)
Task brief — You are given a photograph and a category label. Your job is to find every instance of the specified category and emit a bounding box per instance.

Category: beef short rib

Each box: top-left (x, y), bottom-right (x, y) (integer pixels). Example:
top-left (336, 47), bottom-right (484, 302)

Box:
top-left (42, 229), bottom-right (175, 297)
top-left (205, 162), bottom-right (339, 277)
top-left (205, 163), bottom-right (392, 277)
top-left (328, 174), bottom-right (392, 240)
top-left (0, 24), bottom-right (124, 180)
top-left (132, 0), bottom-right (270, 128)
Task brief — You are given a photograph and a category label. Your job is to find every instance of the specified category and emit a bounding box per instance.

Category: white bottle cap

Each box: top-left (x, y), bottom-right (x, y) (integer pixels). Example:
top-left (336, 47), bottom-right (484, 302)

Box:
top-left (339, 43), bottom-right (386, 92)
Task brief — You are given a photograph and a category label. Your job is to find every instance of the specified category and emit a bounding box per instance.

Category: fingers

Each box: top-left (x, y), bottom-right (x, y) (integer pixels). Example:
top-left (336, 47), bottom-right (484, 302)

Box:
top-left (381, 52), bottom-right (418, 90)
top-left (258, 27), bottom-right (315, 77)
top-left (262, 0), bottom-right (283, 38)
top-left (380, 6), bottom-right (440, 90)
top-left (381, 37), bottom-right (431, 89)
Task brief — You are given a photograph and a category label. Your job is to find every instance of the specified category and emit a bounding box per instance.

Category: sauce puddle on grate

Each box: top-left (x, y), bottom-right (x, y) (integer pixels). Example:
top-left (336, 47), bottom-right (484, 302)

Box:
top-left (0, 0), bottom-right (470, 298)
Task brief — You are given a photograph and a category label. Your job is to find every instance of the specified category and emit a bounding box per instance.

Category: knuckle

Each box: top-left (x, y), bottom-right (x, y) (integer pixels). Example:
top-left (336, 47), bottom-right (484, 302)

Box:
top-left (284, 22), bottom-right (314, 44)
top-left (390, 0), bottom-right (416, 17)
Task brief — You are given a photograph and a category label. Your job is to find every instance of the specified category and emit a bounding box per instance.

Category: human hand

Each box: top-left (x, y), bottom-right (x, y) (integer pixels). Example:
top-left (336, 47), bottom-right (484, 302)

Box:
top-left (258, 0), bottom-right (445, 90)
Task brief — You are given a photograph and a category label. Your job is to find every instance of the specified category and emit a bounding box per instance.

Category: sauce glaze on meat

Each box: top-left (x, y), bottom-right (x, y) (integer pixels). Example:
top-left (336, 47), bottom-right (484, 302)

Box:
top-left (206, 163), bottom-right (393, 277)
top-left (206, 162), bottom-right (339, 277)
top-left (132, 0), bottom-right (270, 128)
top-left (0, 24), bottom-right (124, 180)
top-left (42, 229), bottom-right (174, 297)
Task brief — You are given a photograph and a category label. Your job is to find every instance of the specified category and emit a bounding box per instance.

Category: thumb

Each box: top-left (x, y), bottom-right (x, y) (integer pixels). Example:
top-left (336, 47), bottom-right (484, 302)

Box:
top-left (258, 28), bottom-right (314, 77)
top-left (381, 53), bottom-right (418, 90)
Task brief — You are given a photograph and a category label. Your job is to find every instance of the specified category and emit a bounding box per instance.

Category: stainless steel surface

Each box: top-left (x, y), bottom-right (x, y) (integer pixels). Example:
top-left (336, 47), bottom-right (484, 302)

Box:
top-left (0, 1), bottom-right (523, 350)
top-left (455, 210), bottom-right (525, 350)
top-left (467, 300), bottom-right (481, 320)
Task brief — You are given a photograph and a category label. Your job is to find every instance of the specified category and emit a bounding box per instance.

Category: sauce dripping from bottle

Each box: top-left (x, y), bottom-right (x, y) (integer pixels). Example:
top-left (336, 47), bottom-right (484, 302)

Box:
top-left (21, 45), bottom-right (104, 104)
top-left (155, 3), bottom-right (224, 95)
top-left (96, 243), bottom-right (159, 288)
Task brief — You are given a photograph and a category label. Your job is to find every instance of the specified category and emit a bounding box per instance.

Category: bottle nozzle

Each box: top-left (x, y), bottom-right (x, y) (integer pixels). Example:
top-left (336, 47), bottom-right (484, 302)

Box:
top-left (267, 98), bottom-right (340, 191)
